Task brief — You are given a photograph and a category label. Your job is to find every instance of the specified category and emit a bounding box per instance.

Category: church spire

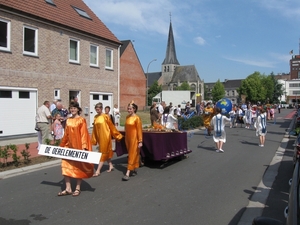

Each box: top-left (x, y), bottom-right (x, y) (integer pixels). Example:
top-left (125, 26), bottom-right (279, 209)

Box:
top-left (162, 18), bottom-right (179, 65)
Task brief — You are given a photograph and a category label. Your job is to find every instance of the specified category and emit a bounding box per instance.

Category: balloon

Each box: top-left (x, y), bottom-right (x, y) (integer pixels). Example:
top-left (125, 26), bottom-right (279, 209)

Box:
top-left (215, 98), bottom-right (233, 115)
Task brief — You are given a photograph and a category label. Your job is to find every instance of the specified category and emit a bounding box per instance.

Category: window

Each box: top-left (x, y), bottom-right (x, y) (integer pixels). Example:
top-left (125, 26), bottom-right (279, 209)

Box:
top-left (293, 91), bottom-right (300, 95)
top-left (54, 89), bottom-right (60, 99)
top-left (105, 49), bottom-right (113, 69)
top-left (93, 94), bottom-right (100, 100)
top-left (298, 72), bottom-right (300, 79)
top-left (23, 26), bottom-right (38, 56)
top-left (103, 95), bottom-right (109, 100)
top-left (0, 18), bottom-right (11, 51)
top-left (0, 90), bottom-right (12, 98)
top-left (19, 91), bottom-right (30, 99)
top-left (232, 90), bottom-right (235, 96)
top-left (90, 44), bottom-right (98, 67)
top-left (69, 39), bottom-right (80, 63)
top-left (45, 0), bottom-right (56, 6)
top-left (73, 6), bottom-right (91, 19)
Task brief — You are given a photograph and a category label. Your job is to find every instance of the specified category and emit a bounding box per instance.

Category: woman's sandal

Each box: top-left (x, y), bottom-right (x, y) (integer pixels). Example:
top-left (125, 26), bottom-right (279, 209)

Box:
top-left (107, 167), bottom-right (114, 172)
top-left (72, 189), bottom-right (81, 197)
top-left (57, 190), bottom-right (72, 196)
top-left (93, 172), bottom-right (100, 177)
top-left (122, 175), bottom-right (130, 181)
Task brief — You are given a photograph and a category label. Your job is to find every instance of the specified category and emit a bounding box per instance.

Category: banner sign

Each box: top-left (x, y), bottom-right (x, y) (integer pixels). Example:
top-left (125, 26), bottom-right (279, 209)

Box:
top-left (38, 144), bottom-right (101, 164)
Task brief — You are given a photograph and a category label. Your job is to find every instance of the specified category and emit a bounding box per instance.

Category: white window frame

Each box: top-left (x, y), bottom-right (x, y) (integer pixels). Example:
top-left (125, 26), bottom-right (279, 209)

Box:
top-left (54, 89), bottom-right (60, 99)
top-left (90, 44), bottom-right (99, 67)
top-left (105, 48), bottom-right (113, 69)
top-left (23, 26), bottom-right (38, 56)
top-left (0, 18), bottom-right (11, 52)
top-left (69, 38), bottom-right (80, 63)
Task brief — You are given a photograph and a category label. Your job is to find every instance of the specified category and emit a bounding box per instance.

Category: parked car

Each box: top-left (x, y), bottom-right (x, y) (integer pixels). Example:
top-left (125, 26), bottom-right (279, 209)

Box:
top-left (252, 155), bottom-right (300, 225)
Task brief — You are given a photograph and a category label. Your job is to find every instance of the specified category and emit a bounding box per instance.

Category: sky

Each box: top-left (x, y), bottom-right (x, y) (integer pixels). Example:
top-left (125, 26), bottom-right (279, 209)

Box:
top-left (83, 0), bottom-right (300, 83)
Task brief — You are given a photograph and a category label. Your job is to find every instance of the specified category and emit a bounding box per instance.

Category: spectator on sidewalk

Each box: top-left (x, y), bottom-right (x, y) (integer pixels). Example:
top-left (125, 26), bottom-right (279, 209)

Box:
top-left (36, 101), bottom-right (52, 145)
top-left (51, 102), bottom-right (67, 128)
top-left (52, 113), bottom-right (64, 142)
top-left (113, 104), bottom-right (121, 127)
top-left (105, 106), bottom-right (115, 125)
top-left (150, 102), bottom-right (159, 126)
top-left (50, 99), bottom-right (57, 112)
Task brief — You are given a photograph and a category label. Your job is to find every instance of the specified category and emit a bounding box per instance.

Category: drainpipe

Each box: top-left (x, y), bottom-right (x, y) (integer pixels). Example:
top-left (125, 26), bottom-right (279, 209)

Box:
top-left (118, 45), bottom-right (121, 109)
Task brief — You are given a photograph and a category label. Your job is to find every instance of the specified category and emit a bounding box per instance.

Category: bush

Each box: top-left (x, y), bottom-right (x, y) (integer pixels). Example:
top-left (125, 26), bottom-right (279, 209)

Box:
top-left (178, 115), bottom-right (203, 130)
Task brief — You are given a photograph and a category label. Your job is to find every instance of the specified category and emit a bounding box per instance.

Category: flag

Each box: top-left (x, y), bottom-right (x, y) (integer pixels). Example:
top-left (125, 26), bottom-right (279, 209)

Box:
top-left (290, 50), bottom-right (293, 55)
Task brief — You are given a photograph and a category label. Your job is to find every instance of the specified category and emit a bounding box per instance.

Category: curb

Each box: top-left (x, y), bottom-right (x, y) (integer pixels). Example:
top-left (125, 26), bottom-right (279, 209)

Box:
top-left (0, 159), bottom-right (61, 180)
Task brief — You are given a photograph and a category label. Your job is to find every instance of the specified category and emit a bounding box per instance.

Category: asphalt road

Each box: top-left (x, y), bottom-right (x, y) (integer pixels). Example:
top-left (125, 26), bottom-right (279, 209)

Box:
top-left (0, 109), bottom-right (296, 225)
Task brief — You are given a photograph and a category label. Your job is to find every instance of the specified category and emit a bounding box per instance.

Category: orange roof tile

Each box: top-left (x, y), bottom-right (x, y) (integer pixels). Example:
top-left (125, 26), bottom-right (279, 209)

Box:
top-left (0, 0), bottom-right (121, 45)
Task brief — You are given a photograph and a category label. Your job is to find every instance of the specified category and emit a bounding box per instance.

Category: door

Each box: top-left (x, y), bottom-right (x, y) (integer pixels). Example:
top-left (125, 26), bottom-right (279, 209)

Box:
top-left (89, 92), bottom-right (113, 127)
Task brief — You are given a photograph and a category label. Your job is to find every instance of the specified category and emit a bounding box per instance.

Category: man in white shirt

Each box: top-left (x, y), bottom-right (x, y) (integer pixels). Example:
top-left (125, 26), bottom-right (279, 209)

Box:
top-left (50, 99), bottom-right (57, 112)
top-left (36, 101), bottom-right (52, 144)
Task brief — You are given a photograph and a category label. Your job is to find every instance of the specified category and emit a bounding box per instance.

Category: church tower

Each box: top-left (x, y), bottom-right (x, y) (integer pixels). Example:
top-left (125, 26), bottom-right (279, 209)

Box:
top-left (160, 19), bottom-right (180, 88)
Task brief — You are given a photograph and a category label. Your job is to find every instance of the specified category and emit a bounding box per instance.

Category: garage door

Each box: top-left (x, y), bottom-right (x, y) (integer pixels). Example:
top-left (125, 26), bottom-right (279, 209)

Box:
top-left (89, 92), bottom-right (113, 127)
top-left (0, 87), bottom-right (37, 136)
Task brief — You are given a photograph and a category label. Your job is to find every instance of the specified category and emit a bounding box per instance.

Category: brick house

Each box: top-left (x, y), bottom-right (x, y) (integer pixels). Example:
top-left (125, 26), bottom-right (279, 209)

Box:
top-left (0, 0), bottom-right (121, 137)
top-left (120, 40), bottom-right (146, 110)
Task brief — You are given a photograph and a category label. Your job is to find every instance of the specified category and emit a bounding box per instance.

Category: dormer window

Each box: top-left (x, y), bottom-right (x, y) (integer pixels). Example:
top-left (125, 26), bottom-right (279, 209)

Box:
top-left (73, 6), bottom-right (91, 20)
top-left (45, 0), bottom-right (55, 6)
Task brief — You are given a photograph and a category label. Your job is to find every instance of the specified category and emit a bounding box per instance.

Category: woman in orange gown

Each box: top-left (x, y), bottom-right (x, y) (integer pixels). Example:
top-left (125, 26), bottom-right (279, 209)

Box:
top-left (91, 102), bottom-right (123, 176)
top-left (122, 101), bottom-right (143, 181)
top-left (57, 102), bottom-right (94, 197)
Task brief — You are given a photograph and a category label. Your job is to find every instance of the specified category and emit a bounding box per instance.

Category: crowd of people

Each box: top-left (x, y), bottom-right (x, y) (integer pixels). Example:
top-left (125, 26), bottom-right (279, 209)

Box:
top-left (203, 101), bottom-right (272, 152)
top-left (148, 100), bottom-right (272, 153)
top-left (149, 101), bottom-right (194, 129)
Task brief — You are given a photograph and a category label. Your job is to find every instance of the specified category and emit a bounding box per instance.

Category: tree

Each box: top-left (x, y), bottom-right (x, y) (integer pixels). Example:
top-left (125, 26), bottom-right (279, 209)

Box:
top-left (176, 81), bottom-right (191, 90)
top-left (147, 81), bottom-right (162, 106)
top-left (237, 71), bottom-right (284, 104)
top-left (237, 71), bottom-right (266, 103)
top-left (211, 79), bottom-right (225, 102)
top-left (268, 72), bottom-right (283, 103)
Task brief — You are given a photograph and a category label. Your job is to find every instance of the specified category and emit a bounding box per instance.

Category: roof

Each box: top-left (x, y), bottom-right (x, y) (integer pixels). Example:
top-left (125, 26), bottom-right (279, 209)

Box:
top-left (223, 79), bottom-right (242, 88)
top-left (170, 65), bottom-right (200, 83)
top-left (205, 79), bottom-right (243, 89)
top-left (162, 22), bottom-right (179, 65)
top-left (147, 72), bottom-right (162, 87)
top-left (120, 40), bottom-right (130, 56)
top-left (0, 0), bottom-right (121, 45)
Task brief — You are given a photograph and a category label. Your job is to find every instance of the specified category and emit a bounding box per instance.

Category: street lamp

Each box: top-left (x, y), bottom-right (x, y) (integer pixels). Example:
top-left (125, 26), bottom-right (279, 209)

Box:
top-left (146, 58), bottom-right (157, 107)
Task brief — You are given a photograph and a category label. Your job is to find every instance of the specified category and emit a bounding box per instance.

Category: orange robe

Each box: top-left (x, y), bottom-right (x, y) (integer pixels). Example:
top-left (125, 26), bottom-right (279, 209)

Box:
top-left (203, 107), bottom-right (214, 128)
top-left (60, 117), bottom-right (94, 179)
top-left (125, 115), bottom-right (143, 170)
top-left (91, 113), bottom-right (123, 162)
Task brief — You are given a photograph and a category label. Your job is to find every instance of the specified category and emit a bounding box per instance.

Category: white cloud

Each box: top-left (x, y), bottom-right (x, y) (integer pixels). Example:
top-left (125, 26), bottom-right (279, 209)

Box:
top-left (84, 0), bottom-right (183, 36)
top-left (194, 36), bottom-right (206, 45)
top-left (269, 52), bottom-right (292, 63)
top-left (256, 0), bottom-right (300, 19)
top-left (223, 56), bottom-right (276, 68)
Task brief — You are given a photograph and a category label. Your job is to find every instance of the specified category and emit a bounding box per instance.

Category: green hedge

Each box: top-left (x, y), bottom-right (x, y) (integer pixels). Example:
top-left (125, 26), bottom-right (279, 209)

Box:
top-left (178, 115), bottom-right (203, 130)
